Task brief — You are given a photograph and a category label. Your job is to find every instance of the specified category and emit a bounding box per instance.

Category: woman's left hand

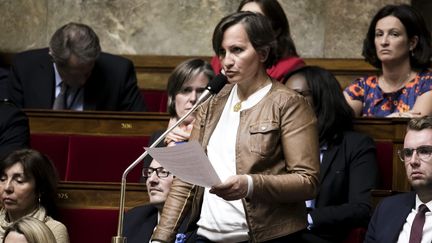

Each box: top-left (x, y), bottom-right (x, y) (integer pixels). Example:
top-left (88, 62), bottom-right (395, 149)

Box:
top-left (209, 175), bottom-right (248, 201)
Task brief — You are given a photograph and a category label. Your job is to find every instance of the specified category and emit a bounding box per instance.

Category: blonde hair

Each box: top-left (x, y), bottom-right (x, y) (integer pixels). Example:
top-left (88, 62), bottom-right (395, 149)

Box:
top-left (3, 216), bottom-right (56, 243)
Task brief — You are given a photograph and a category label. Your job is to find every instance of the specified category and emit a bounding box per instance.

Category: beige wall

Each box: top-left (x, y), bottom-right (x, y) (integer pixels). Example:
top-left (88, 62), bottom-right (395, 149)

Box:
top-left (0, 0), bottom-right (409, 58)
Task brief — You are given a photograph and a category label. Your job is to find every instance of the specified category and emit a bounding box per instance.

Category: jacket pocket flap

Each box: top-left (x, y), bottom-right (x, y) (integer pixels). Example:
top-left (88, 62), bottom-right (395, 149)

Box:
top-left (249, 121), bottom-right (278, 134)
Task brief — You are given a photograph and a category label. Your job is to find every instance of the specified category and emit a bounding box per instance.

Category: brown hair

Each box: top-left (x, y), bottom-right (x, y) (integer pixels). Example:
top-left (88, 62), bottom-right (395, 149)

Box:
top-left (166, 59), bottom-right (214, 117)
top-left (362, 4), bottom-right (432, 69)
top-left (212, 11), bottom-right (277, 68)
top-left (0, 149), bottom-right (59, 218)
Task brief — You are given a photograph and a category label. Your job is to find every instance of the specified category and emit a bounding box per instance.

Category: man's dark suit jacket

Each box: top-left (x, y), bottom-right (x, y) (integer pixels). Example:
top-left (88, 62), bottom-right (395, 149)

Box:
top-left (0, 67), bottom-right (9, 99)
top-left (124, 204), bottom-right (196, 243)
top-left (301, 131), bottom-right (378, 243)
top-left (0, 101), bottom-right (29, 160)
top-left (364, 192), bottom-right (416, 243)
top-left (123, 205), bottom-right (158, 243)
top-left (9, 48), bottom-right (146, 111)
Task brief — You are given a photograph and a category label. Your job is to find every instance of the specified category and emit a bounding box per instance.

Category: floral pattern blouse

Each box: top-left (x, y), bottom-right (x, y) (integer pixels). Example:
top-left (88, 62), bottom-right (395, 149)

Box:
top-left (344, 71), bottom-right (432, 117)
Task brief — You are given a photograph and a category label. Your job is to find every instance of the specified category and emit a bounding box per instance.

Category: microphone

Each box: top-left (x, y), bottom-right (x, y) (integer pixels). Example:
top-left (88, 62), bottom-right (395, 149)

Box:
top-left (190, 74), bottom-right (228, 111)
top-left (112, 74), bottom-right (227, 243)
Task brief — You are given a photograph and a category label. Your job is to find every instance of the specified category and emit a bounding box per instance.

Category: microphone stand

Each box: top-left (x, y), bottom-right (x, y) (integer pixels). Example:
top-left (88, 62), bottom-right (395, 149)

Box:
top-left (112, 97), bottom-right (209, 243)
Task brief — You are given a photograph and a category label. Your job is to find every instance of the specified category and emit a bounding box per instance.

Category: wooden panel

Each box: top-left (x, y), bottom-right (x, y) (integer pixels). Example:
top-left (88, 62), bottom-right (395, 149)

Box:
top-left (353, 117), bottom-right (407, 142)
top-left (303, 59), bottom-right (378, 89)
top-left (2, 53), bottom-right (379, 90)
top-left (26, 110), bottom-right (411, 192)
top-left (25, 110), bottom-right (170, 136)
top-left (123, 55), bottom-right (211, 68)
top-left (39, 115), bottom-right (412, 211)
top-left (130, 56), bottom-right (379, 90)
top-left (125, 55), bottom-right (211, 91)
top-left (303, 58), bottom-right (376, 72)
top-left (57, 181), bottom-right (148, 209)
top-left (353, 117), bottom-right (410, 192)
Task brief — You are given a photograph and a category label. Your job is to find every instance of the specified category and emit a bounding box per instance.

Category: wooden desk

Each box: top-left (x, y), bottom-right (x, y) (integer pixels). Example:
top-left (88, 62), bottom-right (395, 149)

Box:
top-left (55, 181), bottom-right (398, 212)
top-left (25, 110), bottom-right (169, 136)
top-left (57, 181), bottom-right (148, 209)
top-left (26, 111), bottom-right (411, 191)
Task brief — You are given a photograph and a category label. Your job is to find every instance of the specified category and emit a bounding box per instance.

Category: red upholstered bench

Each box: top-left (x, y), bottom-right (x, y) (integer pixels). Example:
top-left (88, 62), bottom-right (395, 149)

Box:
top-left (343, 227), bottom-right (366, 243)
top-left (30, 134), bottom-right (69, 180)
top-left (59, 208), bottom-right (118, 243)
top-left (65, 135), bottom-right (149, 183)
top-left (375, 140), bottom-right (393, 190)
top-left (141, 89), bottom-right (168, 112)
top-left (342, 141), bottom-right (393, 243)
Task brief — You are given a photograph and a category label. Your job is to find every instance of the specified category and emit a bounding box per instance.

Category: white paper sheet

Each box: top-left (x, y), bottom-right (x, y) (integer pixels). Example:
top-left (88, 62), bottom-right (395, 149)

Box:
top-left (144, 141), bottom-right (221, 187)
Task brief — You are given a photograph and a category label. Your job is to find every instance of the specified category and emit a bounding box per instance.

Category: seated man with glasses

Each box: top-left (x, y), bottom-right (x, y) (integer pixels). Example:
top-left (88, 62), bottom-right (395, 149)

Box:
top-left (365, 116), bottom-right (432, 243)
top-left (123, 159), bottom-right (172, 243)
top-left (123, 159), bottom-right (194, 243)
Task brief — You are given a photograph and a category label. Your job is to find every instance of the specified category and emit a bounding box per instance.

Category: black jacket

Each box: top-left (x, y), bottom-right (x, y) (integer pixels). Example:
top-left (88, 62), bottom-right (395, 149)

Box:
top-left (9, 48), bottom-right (146, 111)
top-left (0, 101), bottom-right (29, 159)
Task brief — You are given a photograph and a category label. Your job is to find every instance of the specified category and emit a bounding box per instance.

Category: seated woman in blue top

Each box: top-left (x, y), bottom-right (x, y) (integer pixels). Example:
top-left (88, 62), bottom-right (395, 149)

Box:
top-left (344, 4), bottom-right (432, 117)
top-left (285, 66), bottom-right (378, 243)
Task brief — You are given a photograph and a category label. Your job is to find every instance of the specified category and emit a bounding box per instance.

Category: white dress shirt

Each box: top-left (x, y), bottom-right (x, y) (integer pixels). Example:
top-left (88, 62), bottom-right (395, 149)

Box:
top-left (397, 195), bottom-right (432, 243)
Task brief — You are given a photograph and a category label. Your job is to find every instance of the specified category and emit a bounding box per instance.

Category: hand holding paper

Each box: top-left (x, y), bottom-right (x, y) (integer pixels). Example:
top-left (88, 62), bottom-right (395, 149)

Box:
top-left (209, 175), bottom-right (248, 201)
top-left (145, 141), bottom-right (221, 187)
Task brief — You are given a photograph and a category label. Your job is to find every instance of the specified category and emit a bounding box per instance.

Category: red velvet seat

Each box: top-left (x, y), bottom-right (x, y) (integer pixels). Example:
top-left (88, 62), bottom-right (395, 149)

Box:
top-left (141, 89), bottom-right (168, 112)
top-left (343, 227), bottom-right (366, 243)
top-left (59, 208), bottom-right (119, 243)
top-left (65, 135), bottom-right (149, 182)
top-left (342, 141), bottom-right (393, 243)
top-left (375, 140), bottom-right (393, 190)
top-left (30, 134), bottom-right (69, 180)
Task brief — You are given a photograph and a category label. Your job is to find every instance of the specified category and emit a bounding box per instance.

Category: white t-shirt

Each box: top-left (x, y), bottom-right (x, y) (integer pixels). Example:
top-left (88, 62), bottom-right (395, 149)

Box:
top-left (197, 83), bottom-right (272, 242)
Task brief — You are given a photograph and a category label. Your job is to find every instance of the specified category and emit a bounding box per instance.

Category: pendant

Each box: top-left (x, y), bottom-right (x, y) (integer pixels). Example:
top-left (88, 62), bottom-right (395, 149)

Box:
top-left (233, 101), bottom-right (242, 112)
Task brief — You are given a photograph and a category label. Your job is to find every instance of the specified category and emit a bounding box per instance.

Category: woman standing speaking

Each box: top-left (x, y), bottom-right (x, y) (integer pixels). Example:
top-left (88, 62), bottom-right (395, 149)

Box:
top-left (152, 12), bottom-right (319, 243)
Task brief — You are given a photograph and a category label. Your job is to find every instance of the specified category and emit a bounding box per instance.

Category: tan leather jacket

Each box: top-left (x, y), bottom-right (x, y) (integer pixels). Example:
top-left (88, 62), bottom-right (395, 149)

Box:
top-left (153, 81), bottom-right (319, 242)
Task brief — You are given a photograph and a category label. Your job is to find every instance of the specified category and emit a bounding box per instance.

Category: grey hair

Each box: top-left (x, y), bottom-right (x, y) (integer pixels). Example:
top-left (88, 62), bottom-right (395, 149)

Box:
top-left (49, 22), bottom-right (101, 66)
top-left (407, 116), bottom-right (432, 131)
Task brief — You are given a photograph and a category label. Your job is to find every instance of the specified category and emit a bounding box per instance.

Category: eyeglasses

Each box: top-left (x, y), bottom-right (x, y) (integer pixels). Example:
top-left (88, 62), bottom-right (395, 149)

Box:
top-left (398, 145), bottom-right (432, 162)
top-left (142, 167), bottom-right (171, 179)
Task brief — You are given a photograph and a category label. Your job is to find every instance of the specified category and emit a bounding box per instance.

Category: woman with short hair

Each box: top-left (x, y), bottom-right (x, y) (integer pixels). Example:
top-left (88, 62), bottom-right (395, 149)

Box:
top-left (0, 149), bottom-right (69, 243)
